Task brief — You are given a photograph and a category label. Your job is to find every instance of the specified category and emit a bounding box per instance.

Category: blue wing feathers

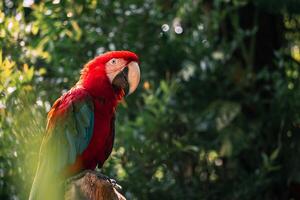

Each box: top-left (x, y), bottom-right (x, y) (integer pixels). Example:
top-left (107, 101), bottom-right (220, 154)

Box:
top-left (63, 99), bottom-right (94, 165)
top-left (73, 101), bottom-right (94, 155)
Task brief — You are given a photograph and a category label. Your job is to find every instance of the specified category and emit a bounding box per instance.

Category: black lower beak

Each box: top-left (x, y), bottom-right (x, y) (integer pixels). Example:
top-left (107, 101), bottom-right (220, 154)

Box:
top-left (112, 67), bottom-right (129, 95)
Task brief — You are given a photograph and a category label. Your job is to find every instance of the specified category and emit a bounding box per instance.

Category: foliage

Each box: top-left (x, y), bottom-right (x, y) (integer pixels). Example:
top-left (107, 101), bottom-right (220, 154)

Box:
top-left (0, 51), bottom-right (45, 199)
top-left (0, 0), bottom-right (300, 200)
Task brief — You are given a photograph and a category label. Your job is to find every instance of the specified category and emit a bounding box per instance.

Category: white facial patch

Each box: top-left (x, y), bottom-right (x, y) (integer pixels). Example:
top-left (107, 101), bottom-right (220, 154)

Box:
top-left (105, 58), bottom-right (128, 83)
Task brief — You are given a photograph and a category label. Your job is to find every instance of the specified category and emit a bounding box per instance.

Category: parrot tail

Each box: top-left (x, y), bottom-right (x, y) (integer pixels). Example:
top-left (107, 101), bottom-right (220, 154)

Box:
top-left (29, 158), bottom-right (64, 200)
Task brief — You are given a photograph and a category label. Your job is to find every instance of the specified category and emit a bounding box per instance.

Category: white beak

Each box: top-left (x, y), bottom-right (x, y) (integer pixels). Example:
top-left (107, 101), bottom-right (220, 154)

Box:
top-left (127, 61), bottom-right (140, 95)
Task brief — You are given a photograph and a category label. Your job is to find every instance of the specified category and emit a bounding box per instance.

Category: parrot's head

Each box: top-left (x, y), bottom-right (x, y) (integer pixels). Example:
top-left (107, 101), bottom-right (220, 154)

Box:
top-left (80, 50), bottom-right (140, 99)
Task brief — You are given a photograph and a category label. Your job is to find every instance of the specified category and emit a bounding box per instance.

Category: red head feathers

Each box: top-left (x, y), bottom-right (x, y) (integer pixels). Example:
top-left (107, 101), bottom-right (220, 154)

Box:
top-left (78, 50), bottom-right (139, 101)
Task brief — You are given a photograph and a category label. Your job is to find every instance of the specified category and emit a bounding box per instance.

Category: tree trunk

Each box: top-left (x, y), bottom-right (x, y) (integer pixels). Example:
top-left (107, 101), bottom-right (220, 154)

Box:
top-left (64, 170), bottom-right (126, 200)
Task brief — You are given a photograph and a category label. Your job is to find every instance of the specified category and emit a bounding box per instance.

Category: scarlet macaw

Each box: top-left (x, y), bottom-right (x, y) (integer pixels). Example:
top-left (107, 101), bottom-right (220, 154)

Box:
top-left (29, 51), bottom-right (140, 200)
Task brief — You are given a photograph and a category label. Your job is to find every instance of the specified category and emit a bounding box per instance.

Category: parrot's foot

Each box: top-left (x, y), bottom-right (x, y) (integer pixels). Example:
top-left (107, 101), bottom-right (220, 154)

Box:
top-left (108, 178), bottom-right (122, 191)
top-left (92, 171), bottom-right (122, 191)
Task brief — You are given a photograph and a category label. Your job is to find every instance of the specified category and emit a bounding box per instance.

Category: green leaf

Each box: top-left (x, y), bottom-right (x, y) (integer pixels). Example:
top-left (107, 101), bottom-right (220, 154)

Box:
top-left (270, 147), bottom-right (280, 161)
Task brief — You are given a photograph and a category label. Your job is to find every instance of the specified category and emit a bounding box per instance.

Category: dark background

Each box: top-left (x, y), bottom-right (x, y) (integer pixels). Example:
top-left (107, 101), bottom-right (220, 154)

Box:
top-left (1, 0), bottom-right (300, 199)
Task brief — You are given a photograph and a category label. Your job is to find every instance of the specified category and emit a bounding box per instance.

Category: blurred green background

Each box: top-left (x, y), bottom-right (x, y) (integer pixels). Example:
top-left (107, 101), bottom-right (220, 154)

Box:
top-left (1, 0), bottom-right (300, 199)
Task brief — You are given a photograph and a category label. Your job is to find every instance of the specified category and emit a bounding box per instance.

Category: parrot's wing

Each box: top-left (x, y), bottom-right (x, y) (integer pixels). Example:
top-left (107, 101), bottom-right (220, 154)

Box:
top-left (42, 94), bottom-right (94, 171)
top-left (29, 89), bottom-right (94, 200)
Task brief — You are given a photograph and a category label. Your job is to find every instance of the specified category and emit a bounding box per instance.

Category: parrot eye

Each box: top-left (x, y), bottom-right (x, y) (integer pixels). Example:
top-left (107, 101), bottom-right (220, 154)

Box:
top-left (110, 59), bottom-right (117, 65)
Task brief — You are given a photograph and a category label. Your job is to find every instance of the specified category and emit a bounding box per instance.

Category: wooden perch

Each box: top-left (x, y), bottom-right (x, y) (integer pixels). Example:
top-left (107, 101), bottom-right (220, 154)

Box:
top-left (64, 170), bottom-right (126, 200)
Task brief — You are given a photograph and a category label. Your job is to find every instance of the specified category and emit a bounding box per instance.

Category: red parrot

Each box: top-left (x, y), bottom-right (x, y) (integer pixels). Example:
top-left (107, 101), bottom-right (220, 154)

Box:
top-left (29, 50), bottom-right (140, 200)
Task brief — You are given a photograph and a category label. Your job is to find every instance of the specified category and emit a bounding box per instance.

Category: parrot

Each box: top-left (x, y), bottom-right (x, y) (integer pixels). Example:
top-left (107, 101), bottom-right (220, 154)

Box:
top-left (29, 50), bottom-right (140, 200)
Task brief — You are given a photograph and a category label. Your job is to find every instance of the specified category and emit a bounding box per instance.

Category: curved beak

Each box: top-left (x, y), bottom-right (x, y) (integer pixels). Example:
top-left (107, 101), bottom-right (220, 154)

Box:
top-left (127, 61), bottom-right (140, 94)
top-left (112, 61), bottom-right (140, 95)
